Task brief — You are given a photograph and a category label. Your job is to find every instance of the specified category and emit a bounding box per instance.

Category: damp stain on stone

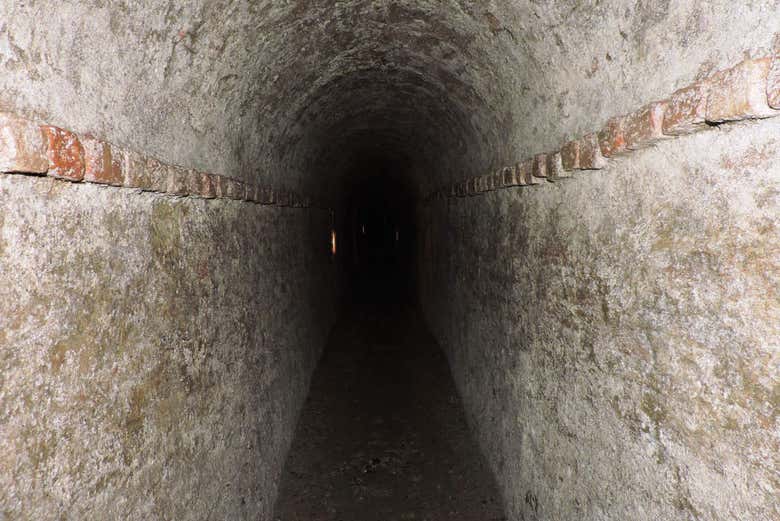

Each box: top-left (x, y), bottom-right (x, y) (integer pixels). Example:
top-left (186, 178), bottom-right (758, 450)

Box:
top-left (149, 200), bottom-right (185, 267)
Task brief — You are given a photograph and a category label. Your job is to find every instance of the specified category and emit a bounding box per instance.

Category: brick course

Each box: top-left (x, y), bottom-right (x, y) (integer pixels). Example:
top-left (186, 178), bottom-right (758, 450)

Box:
top-left (41, 126), bottom-right (84, 181)
top-left (662, 82), bottom-right (709, 135)
top-left (578, 133), bottom-right (606, 170)
top-left (623, 102), bottom-right (669, 150)
top-left (83, 136), bottom-right (122, 185)
top-left (706, 58), bottom-right (778, 122)
top-left (426, 46), bottom-right (780, 204)
top-left (545, 152), bottom-right (569, 182)
top-left (3, 48), bottom-right (779, 213)
top-left (560, 140), bottom-right (580, 171)
top-left (0, 113), bottom-right (48, 173)
top-left (597, 116), bottom-right (627, 158)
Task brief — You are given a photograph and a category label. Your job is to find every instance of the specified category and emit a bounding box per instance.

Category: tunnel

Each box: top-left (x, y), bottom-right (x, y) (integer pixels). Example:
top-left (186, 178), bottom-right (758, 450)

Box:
top-left (1, 1), bottom-right (779, 520)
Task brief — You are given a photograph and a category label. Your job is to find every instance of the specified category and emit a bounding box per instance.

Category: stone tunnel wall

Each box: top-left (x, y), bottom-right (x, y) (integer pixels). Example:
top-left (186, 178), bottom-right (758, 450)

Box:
top-left (419, 119), bottom-right (780, 520)
top-left (0, 2), bottom-right (341, 519)
top-left (0, 173), bottom-right (338, 519)
top-left (2, 1), bottom-right (779, 520)
top-left (418, 6), bottom-right (780, 520)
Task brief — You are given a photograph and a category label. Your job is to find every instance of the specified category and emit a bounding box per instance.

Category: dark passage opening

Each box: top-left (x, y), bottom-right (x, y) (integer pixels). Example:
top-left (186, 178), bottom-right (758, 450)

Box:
top-left (342, 156), bottom-right (417, 311)
top-left (268, 27), bottom-right (511, 513)
top-left (274, 151), bottom-right (505, 518)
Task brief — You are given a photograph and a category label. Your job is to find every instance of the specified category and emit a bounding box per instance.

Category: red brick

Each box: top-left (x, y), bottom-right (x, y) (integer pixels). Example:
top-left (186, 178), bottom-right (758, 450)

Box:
top-left (515, 159), bottom-right (541, 185)
top-left (501, 165), bottom-right (518, 187)
top-left (545, 152), bottom-right (570, 182)
top-left (484, 172), bottom-right (495, 191)
top-left (223, 178), bottom-right (244, 200)
top-left (199, 172), bottom-right (217, 198)
top-left (623, 101), bottom-right (669, 150)
top-left (144, 158), bottom-right (170, 192)
top-left (706, 58), bottom-right (778, 122)
top-left (165, 166), bottom-right (189, 196)
top-left (108, 148), bottom-right (125, 186)
top-left (244, 183), bottom-right (256, 202)
top-left (662, 82), bottom-right (709, 135)
top-left (257, 185), bottom-right (274, 204)
top-left (211, 174), bottom-right (228, 198)
top-left (41, 125), bottom-right (84, 181)
top-left (560, 140), bottom-right (580, 171)
top-left (178, 168), bottom-right (202, 196)
top-left (464, 177), bottom-right (476, 195)
top-left (0, 113), bottom-right (48, 173)
top-left (532, 153), bottom-right (547, 179)
top-left (597, 116), bottom-right (627, 157)
top-left (233, 179), bottom-right (247, 200)
top-left (492, 170), bottom-right (503, 189)
top-left (245, 182), bottom-right (260, 203)
top-left (769, 46), bottom-right (780, 108)
top-left (83, 136), bottom-right (122, 185)
top-left (577, 133), bottom-right (607, 169)
top-left (120, 149), bottom-right (150, 189)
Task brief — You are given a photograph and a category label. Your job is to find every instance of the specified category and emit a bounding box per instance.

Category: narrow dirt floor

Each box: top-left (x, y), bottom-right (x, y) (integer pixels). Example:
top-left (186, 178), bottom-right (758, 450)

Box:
top-left (273, 302), bottom-right (505, 520)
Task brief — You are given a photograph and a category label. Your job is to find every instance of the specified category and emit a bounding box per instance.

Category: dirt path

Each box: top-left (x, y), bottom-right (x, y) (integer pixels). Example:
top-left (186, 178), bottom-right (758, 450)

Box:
top-left (274, 305), bottom-right (505, 521)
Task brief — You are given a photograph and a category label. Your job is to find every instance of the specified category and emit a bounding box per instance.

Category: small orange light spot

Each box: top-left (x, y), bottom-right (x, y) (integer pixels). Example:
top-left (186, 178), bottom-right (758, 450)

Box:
top-left (330, 230), bottom-right (337, 256)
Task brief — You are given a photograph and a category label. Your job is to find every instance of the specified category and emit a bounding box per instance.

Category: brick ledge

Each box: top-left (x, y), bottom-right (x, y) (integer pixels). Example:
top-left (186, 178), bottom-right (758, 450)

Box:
top-left (422, 47), bottom-right (780, 205)
top-left (0, 115), bottom-right (324, 210)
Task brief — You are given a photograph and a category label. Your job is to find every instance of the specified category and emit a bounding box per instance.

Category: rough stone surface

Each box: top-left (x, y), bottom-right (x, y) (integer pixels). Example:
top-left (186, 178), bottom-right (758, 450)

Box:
top-left (0, 175), bottom-right (338, 520)
top-left (420, 119), bottom-right (780, 521)
top-left (2, 2), bottom-right (780, 520)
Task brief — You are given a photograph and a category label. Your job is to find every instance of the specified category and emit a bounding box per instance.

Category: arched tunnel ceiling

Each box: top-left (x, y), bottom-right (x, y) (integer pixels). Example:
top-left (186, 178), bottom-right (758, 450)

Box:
top-left (3, 1), bottom-right (777, 202)
top-left (1, 0), bottom-right (522, 201)
top-left (255, 0), bottom-right (519, 200)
